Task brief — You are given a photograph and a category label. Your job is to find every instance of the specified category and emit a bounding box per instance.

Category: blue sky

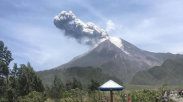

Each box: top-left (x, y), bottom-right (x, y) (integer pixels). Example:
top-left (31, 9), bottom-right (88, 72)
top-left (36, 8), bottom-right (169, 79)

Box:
top-left (1, 0), bottom-right (183, 71)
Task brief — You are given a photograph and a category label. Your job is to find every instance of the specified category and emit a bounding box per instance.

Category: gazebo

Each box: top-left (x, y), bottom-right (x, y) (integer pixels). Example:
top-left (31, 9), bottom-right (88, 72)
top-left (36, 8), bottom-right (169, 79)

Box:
top-left (99, 80), bottom-right (124, 102)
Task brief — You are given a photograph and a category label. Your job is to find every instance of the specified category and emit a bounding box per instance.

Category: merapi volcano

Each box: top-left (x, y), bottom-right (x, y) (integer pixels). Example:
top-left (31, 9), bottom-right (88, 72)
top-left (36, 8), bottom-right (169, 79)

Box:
top-left (54, 37), bottom-right (183, 83)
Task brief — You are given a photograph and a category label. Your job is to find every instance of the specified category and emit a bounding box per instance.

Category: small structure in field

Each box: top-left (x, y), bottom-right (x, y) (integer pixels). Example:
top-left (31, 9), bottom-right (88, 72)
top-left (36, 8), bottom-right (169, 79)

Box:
top-left (99, 80), bottom-right (124, 102)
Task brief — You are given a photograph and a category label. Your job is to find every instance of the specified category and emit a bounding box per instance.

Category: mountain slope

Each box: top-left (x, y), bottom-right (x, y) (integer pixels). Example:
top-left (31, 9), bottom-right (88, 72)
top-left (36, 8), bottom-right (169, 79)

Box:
top-left (131, 59), bottom-right (183, 85)
top-left (58, 37), bottom-right (182, 70)
top-left (54, 37), bottom-right (183, 83)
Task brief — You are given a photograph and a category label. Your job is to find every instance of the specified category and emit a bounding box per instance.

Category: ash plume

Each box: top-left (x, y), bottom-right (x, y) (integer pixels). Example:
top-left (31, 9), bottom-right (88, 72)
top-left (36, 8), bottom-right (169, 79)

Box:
top-left (54, 11), bottom-right (109, 46)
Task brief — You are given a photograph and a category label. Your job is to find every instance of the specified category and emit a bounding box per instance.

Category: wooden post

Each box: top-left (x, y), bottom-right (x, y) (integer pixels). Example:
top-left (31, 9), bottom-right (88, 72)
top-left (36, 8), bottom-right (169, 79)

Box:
top-left (110, 90), bottom-right (113, 102)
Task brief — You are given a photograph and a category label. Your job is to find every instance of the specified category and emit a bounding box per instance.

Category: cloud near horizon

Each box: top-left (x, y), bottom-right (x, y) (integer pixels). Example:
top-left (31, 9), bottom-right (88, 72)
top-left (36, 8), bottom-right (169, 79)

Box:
top-left (106, 20), bottom-right (116, 32)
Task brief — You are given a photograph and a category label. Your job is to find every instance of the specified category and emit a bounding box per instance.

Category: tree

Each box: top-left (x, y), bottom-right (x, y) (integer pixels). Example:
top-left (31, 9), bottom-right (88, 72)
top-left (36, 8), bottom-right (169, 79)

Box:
top-left (7, 63), bottom-right (19, 102)
top-left (0, 62), bottom-right (9, 81)
top-left (88, 79), bottom-right (100, 92)
top-left (49, 75), bottom-right (65, 98)
top-left (0, 41), bottom-right (13, 99)
top-left (0, 72), bottom-right (6, 99)
top-left (0, 41), bottom-right (13, 81)
top-left (65, 80), bottom-right (73, 91)
top-left (10, 63), bottom-right (18, 88)
top-left (17, 62), bottom-right (44, 96)
top-left (72, 78), bottom-right (82, 90)
top-left (0, 41), bottom-right (13, 66)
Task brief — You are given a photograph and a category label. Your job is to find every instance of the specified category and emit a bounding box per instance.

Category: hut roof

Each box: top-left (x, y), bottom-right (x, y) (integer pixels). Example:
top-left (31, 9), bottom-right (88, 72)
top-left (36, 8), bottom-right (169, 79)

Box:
top-left (99, 80), bottom-right (123, 91)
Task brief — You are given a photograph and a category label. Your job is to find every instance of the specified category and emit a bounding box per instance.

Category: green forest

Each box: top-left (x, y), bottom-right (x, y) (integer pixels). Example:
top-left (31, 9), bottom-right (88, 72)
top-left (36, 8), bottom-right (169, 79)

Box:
top-left (37, 66), bottom-right (123, 87)
top-left (0, 40), bottom-right (180, 102)
top-left (132, 59), bottom-right (183, 85)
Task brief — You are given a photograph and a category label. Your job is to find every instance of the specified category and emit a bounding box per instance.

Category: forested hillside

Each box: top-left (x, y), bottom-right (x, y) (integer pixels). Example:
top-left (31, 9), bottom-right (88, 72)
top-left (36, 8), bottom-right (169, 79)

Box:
top-left (132, 59), bottom-right (183, 85)
top-left (37, 66), bottom-right (123, 87)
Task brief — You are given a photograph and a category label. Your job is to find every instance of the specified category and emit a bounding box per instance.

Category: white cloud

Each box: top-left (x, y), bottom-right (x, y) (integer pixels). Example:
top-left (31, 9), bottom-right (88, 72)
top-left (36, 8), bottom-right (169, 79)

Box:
top-left (106, 20), bottom-right (116, 32)
top-left (110, 0), bottom-right (183, 54)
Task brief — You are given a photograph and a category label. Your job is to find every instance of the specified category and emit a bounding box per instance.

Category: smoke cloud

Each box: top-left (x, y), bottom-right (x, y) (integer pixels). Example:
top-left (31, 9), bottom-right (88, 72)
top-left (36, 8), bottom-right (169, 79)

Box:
top-left (54, 11), bottom-right (109, 46)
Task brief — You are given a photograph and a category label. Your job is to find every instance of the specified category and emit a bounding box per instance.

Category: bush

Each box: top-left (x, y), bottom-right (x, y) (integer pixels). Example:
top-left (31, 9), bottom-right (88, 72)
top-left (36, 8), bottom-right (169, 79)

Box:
top-left (17, 91), bottom-right (46, 102)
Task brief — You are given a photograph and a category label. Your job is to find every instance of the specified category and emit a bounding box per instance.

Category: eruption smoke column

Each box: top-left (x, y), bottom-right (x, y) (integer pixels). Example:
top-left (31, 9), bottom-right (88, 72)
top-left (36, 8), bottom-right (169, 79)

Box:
top-left (54, 11), bottom-right (109, 46)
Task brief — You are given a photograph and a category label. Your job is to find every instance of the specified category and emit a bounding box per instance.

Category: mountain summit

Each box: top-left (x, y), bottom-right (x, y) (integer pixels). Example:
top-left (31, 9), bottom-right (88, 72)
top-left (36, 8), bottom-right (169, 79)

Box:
top-left (55, 37), bottom-right (183, 83)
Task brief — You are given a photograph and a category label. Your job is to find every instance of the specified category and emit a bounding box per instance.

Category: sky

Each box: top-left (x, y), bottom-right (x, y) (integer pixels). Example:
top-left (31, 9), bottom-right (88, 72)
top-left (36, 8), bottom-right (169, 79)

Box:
top-left (1, 0), bottom-right (183, 71)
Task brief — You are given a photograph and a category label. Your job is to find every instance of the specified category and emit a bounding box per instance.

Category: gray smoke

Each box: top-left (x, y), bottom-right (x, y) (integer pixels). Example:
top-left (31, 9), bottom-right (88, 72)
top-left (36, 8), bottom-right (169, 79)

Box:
top-left (54, 11), bottom-right (109, 45)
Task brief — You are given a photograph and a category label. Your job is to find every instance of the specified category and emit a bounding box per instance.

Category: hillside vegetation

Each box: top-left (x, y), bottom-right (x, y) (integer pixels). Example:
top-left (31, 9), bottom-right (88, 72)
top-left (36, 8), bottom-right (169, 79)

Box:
top-left (37, 66), bottom-right (123, 87)
top-left (132, 59), bottom-right (183, 85)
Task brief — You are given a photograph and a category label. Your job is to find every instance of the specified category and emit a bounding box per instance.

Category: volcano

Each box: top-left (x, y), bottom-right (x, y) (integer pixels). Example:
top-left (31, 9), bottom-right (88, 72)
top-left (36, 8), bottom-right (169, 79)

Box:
top-left (54, 37), bottom-right (183, 83)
